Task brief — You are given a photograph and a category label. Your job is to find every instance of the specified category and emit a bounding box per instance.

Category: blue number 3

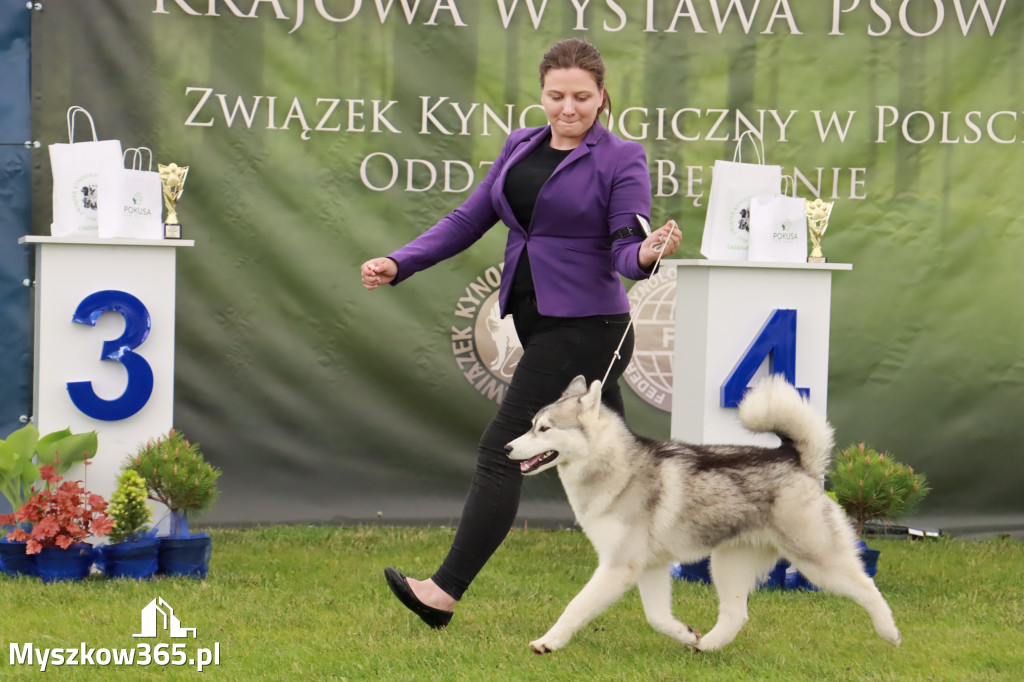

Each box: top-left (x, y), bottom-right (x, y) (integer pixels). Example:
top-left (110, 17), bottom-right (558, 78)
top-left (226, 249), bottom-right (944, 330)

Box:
top-left (67, 290), bottom-right (154, 421)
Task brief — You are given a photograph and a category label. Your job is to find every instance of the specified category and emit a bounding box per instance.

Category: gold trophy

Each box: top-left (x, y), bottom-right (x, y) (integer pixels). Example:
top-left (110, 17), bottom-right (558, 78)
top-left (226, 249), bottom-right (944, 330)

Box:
top-left (805, 198), bottom-right (834, 263)
top-left (159, 162), bottom-right (189, 239)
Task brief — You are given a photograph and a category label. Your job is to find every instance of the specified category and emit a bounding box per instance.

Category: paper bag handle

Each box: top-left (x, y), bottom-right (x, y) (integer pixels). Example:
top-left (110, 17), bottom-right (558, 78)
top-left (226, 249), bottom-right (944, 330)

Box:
top-left (781, 174), bottom-right (794, 197)
top-left (732, 130), bottom-right (766, 165)
top-left (123, 147), bottom-right (154, 171)
top-left (66, 106), bottom-right (99, 143)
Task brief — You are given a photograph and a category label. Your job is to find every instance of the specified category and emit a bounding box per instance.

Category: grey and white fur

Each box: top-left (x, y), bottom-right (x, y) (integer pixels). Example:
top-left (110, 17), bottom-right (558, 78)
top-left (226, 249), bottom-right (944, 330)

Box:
top-left (505, 374), bottom-right (901, 653)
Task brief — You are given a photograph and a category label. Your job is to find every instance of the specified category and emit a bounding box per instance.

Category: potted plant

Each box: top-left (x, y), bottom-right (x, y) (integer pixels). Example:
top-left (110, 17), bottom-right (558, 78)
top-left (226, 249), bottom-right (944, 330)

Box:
top-left (828, 443), bottom-right (930, 535)
top-left (827, 442), bottom-right (930, 576)
top-left (0, 423), bottom-right (98, 577)
top-left (125, 430), bottom-right (221, 578)
top-left (98, 469), bottom-right (159, 579)
top-left (0, 465), bottom-right (112, 581)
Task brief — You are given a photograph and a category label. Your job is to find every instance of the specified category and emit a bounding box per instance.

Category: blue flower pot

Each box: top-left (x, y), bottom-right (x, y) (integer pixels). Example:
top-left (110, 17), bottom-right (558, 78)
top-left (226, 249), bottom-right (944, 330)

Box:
top-left (670, 558), bottom-right (711, 583)
top-left (673, 558), bottom-right (794, 588)
top-left (0, 537), bottom-right (37, 577)
top-left (36, 544), bottom-right (97, 582)
top-left (784, 566), bottom-right (820, 591)
top-left (858, 540), bottom-right (881, 578)
top-left (158, 533), bottom-right (212, 578)
top-left (99, 536), bottom-right (160, 580)
top-left (672, 541), bottom-right (880, 591)
top-left (761, 560), bottom-right (792, 589)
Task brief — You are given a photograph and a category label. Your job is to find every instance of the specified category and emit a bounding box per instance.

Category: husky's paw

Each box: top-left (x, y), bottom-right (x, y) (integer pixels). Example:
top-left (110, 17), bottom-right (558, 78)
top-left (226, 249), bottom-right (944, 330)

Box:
top-left (529, 632), bottom-right (568, 654)
top-left (681, 625), bottom-right (701, 649)
top-left (694, 630), bottom-right (729, 652)
top-left (884, 628), bottom-right (902, 647)
top-left (529, 639), bottom-right (555, 655)
top-left (654, 620), bottom-right (701, 648)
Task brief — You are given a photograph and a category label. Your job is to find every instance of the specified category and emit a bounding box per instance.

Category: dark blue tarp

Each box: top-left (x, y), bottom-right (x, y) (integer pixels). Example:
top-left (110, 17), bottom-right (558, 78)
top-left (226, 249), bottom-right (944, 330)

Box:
top-left (0, 0), bottom-right (33, 444)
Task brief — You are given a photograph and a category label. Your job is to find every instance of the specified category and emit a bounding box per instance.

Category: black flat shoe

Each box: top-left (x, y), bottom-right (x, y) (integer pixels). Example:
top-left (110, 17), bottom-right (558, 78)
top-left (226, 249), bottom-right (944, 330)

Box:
top-left (384, 567), bottom-right (454, 629)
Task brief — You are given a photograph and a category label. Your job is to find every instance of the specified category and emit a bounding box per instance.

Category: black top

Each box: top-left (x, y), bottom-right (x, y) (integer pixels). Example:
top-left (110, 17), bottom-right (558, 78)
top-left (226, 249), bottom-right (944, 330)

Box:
top-left (503, 142), bottom-right (573, 299)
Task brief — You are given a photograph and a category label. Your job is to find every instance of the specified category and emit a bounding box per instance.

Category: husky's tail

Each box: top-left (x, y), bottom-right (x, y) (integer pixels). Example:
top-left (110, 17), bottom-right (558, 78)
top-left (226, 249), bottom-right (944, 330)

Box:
top-left (737, 374), bottom-right (835, 479)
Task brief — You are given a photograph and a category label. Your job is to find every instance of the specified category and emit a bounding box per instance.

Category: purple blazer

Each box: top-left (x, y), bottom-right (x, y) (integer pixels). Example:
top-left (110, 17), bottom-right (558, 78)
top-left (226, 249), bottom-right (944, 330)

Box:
top-left (388, 121), bottom-right (652, 318)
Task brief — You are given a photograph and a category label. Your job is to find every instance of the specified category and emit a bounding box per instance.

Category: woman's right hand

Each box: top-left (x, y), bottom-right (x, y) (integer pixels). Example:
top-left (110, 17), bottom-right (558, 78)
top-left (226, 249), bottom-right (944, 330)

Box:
top-left (360, 257), bottom-right (398, 290)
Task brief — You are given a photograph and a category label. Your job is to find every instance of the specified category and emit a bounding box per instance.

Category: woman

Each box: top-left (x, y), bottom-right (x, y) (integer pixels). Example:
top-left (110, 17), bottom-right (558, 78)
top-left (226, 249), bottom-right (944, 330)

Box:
top-left (361, 38), bottom-right (681, 629)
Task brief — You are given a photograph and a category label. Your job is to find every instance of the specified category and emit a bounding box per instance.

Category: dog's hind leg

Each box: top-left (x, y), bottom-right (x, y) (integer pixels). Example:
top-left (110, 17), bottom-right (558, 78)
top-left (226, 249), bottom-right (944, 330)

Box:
top-left (530, 564), bottom-right (641, 654)
top-left (637, 565), bottom-right (700, 648)
top-left (787, 554), bottom-right (901, 647)
top-left (697, 544), bottom-right (780, 651)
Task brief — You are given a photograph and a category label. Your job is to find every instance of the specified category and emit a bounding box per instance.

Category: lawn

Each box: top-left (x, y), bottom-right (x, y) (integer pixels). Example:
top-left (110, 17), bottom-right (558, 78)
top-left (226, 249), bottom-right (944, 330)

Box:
top-left (2, 526), bottom-right (1022, 681)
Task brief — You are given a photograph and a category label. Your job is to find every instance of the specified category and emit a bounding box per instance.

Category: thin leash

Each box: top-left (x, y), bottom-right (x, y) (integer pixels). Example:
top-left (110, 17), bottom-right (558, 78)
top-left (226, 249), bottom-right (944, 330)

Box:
top-left (600, 216), bottom-right (678, 387)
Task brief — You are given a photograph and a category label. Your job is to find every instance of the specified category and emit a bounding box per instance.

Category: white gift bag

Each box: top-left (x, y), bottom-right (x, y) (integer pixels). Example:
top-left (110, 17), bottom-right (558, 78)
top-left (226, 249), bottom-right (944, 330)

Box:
top-left (700, 131), bottom-right (782, 261)
top-left (748, 187), bottom-right (809, 263)
top-left (98, 147), bottom-right (164, 240)
top-left (49, 106), bottom-right (123, 237)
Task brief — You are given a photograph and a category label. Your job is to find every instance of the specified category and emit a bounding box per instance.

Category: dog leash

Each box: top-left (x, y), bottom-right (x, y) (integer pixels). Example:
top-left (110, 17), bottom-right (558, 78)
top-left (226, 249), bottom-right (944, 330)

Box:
top-left (600, 216), bottom-right (678, 387)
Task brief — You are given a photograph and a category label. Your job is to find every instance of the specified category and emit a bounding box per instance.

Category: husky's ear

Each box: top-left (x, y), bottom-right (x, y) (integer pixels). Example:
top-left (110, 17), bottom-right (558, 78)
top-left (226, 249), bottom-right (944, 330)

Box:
top-left (579, 379), bottom-right (603, 414)
top-left (562, 375), bottom-right (589, 399)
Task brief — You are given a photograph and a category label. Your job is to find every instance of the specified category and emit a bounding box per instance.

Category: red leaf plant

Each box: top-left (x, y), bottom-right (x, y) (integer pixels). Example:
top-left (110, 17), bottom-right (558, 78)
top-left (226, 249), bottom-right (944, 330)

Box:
top-left (0, 465), bottom-right (113, 554)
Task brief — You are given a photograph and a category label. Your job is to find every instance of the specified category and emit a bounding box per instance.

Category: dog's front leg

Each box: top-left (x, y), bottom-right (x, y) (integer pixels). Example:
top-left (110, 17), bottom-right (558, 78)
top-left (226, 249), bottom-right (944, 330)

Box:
top-left (531, 564), bottom-right (641, 654)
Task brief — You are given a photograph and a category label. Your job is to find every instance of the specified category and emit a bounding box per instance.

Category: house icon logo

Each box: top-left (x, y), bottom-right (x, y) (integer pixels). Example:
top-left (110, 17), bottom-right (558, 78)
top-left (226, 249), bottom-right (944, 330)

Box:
top-left (133, 597), bottom-right (197, 639)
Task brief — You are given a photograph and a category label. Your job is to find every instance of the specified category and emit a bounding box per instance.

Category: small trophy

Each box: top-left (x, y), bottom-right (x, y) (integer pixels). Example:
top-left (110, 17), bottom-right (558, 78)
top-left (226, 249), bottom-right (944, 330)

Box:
top-left (159, 162), bottom-right (189, 239)
top-left (805, 198), bottom-right (834, 263)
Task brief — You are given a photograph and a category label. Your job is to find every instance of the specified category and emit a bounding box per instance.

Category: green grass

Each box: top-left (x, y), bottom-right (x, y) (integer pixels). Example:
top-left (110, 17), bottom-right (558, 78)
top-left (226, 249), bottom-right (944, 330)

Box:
top-left (2, 526), bottom-right (1022, 681)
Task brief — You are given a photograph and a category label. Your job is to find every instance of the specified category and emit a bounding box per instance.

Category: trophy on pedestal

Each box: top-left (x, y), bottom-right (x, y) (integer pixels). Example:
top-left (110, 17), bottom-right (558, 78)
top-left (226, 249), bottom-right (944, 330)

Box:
top-left (158, 163), bottom-right (189, 239)
top-left (805, 198), bottom-right (834, 263)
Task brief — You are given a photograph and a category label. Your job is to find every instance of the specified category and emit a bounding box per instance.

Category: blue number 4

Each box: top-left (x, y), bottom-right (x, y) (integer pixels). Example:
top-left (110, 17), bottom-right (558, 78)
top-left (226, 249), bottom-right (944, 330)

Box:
top-left (67, 290), bottom-right (154, 421)
top-left (721, 309), bottom-right (810, 408)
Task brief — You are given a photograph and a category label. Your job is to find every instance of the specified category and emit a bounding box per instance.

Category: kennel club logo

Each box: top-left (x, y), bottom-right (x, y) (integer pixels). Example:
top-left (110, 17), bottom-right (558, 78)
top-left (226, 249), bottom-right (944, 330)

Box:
top-left (450, 264), bottom-right (674, 411)
top-left (623, 266), bottom-right (676, 412)
top-left (729, 198), bottom-right (752, 251)
top-left (451, 264), bottom-right (520, 404)
top-left (74, 173), bottom-right (99, 216)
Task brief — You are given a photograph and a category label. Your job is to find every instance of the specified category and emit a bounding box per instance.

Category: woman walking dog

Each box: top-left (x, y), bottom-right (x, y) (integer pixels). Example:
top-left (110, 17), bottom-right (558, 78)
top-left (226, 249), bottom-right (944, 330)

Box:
top-left (360, 38), bottom-right (681, 628)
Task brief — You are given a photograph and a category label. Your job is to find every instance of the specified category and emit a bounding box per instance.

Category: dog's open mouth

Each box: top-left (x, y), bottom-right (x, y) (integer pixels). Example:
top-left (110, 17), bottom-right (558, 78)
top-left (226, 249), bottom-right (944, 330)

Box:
top-left (520, 450), bottom-right (558, 474)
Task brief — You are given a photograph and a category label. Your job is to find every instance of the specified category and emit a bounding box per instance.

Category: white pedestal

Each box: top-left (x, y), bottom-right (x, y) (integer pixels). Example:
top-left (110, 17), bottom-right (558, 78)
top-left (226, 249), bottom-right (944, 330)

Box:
top-left (665, 260), bottom-right (851, 447)
top-left (20, 236), bottom-right (193, 501)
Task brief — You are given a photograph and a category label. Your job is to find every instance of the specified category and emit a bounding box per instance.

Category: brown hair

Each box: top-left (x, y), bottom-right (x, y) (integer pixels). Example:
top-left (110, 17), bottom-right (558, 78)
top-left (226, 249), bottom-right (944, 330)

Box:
top-left (539, 38), bottom-right (611, 119)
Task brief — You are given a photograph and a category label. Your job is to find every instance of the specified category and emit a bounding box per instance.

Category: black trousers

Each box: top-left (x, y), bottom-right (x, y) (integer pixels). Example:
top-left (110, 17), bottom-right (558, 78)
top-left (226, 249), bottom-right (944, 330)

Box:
top-left (431, 295), bottom-right (634, 600)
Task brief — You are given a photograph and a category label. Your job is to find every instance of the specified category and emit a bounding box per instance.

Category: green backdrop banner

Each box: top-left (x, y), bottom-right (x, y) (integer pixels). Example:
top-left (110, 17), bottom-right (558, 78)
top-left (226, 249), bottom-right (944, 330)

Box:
top-left (29, 1), bottom-right (1024, 527)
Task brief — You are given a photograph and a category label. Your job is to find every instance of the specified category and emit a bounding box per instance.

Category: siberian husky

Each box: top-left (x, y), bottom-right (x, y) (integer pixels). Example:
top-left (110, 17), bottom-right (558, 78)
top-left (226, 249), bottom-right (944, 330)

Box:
top-left (505, 374), bottom-right (901, 653)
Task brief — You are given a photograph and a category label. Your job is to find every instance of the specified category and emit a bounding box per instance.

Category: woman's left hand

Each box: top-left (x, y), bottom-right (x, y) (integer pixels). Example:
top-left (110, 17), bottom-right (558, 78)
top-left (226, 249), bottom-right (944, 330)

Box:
top-left (638, 220), bottom-right (682, 269)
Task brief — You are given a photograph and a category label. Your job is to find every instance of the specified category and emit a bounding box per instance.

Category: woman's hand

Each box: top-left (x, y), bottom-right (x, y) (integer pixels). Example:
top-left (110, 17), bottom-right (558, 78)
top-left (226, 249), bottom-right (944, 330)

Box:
top-left (638, 220), bottom-right (681, 269)
top-left (360, 257), bottom-right (398, 290)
